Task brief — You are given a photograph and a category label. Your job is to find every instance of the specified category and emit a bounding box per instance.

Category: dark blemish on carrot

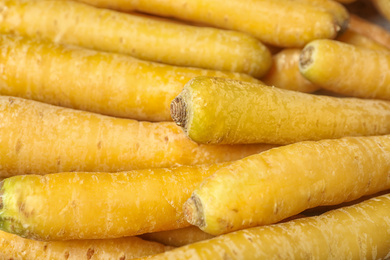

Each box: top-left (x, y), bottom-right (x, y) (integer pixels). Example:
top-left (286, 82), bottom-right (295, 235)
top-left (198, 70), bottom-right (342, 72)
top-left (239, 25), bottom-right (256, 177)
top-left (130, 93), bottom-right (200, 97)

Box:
top-left (97, 141), bottom-right (102, 149)
top-left (64, 251), bottom-right (70, 259)
top-left (87, 248), bottom-right (95, 259)
top-left (15, 139), bottom-right (22, 154)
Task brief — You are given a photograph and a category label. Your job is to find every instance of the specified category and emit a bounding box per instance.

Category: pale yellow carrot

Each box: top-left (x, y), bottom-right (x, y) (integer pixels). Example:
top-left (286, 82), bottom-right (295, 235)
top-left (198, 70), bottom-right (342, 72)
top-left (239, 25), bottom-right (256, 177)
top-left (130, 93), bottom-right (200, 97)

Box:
top-left (0, 0), bottom-right (271, 77)
top-left (0, 96), bottom-right (273, 177)
top-left (64, 0), bottom-right (346, 47)
top-left (372, 0), bottom-right (390, 22)
top-left (0, 35), bottom-right (260, 122)
top-left (0, 162), bottom-right (229, 240)
top-left (299, 39), bottom-right (390, 99)
top-left (349, 14), bottom-right (390, 49)
top-left (171, 76), bottom-right (390, 145)
top-left (183, 135), bottom-right (390, 235)
top-left (143, 192), bottom-right (390, 259)
top-left (0, 230), bottom-right (170, 260)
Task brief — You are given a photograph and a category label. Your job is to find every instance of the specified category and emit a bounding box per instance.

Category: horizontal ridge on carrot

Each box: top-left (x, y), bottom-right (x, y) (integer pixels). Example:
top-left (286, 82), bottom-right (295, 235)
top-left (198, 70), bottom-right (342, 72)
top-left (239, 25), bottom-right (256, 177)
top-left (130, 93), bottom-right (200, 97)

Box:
top-left (0, 96), bottom-right (273, 177)
top-left (183, 135), bottom-right (390, 235)
top-left (171, 76), bottom-right (390, 145)
top-left (0, 0), bottom-right (271, 77)
top-left (0, 35), bottom-right (260, 122)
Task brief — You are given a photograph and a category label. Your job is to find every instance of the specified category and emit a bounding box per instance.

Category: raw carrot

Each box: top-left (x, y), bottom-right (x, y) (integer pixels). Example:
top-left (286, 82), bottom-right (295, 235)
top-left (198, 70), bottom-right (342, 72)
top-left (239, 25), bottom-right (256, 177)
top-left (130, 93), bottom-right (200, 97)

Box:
top-left (0, 0), bottom-right (271, 77)
top-left (337, 28), bottom-right (390, 52)
top-left (0, 163), bottom-right (225, 240)
top-left (139, 226), bottom-right (214, 247)
top-left (171, 76), bottom-right (390, 145)
top-left (0, 96), bottom-right (273, 177)
top-left (183, 135), bottom-right (390, 235)
top-left (0, 230), bottom-right (170, 260)
top-left (299, 39), bottom-right (390, 99)
top-left (0, 35), bottom-right (260, 122)
top-left (143, 192), bottom-right (390, 259)
top-left (372, 0), bottom-right (390, 22)
top-left (64, 0), bottom-right (346, 47)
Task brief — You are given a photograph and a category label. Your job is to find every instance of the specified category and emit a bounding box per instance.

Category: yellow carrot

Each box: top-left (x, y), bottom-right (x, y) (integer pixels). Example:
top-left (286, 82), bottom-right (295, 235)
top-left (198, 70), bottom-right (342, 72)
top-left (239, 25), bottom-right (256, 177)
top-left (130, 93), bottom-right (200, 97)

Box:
top-left (337, 28), bottom-right (390, 52)
top-left (299, 39), bottom-right (390, 99)
top-left (0, 96), bottom-right (273, 177)
top-left (143, 192), bottom-right (390, 260)
top-left (0, 230), bottom-right (170, 260)
top-left (183, 135), bottom-right (390, 235)
top-left (373, 0), bottom-right (390, 22)
top-left (0, 35), bottom-right (260, 122)
top-left (139, 226), bottom-right (214, 247)
top-left (171, 76), bottom-right (390, 145)
top-left (0, 0), bottom-right (271, 77)
top-left (261, 48), bottom-right (320, 93)
top-left (65, 0), bottom-right (346, 47)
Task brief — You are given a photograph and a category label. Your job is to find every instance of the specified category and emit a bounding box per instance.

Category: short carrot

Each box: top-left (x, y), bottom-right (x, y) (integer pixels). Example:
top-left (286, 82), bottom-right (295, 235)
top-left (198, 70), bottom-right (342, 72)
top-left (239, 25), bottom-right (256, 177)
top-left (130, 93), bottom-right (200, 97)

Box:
top-left (171, 76), bottom-right (390, 145)
top-left (65, 0), bottom-right (346, 47)
top-left (183, 135), bottom-right (390, 235)
top-left (0, 35), bottom-right (260, 122)
top-left (144, 192), bottom-right (390, 259)
top-left (0, 0), bottom-right (271, 77)
top-left (0, 163), bottom-right (226, 240)
top-left (299, 39), bottom-right (390, 99)
top-left (0, 230), bottom-right (170, 260)
top-left (0, 96), bottom-right (273, 177)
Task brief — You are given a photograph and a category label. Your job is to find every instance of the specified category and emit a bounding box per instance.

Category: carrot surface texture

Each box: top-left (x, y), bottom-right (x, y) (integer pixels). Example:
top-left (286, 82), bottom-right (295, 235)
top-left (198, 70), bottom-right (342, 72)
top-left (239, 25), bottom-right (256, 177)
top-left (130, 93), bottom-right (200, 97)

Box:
top-left (0, 35), bottom-right (260, 122)
top-left (171, 76), bottom-right (390, 145)
top-left (0, 230), bottom-right (170, 260)
top-left (0, 96), bottom-right (272, 177)
top-left (0, 162), bottom-right (227, 240)
top-left (299, 39), bottom-right (390, 100)
top-left (142, 192), bottom-right (390, 260)
top-left (183, 135), bottom-right (390, 235)
top-left (66, 0), bottom-right (347, 48)
top-left (0, 0), bottom-right (271, 78)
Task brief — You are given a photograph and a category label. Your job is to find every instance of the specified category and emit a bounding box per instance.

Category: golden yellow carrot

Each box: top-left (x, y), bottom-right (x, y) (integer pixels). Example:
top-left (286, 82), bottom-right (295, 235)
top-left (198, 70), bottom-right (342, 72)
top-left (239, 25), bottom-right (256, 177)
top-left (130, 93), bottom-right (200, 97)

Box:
top-left (337, 28), bottom-right (390, 52)
top-left (0, 0), bottom-right (271, 77)
top-left (0, 162), bottom-right (227, 240)
top-left (299, 39), bottom-right (390, 99)
top-left (261, 48), bottom-right (320, 93)
top-left (0, 35), bottom-right (260, 122)
top-left (171, 76), bottom-right (390, 145)
top-left (349, 14), bottom-right (390, 49)
top-left (183, 135), bottom-right (390, 235)
top-left (65, 0), bottom-right (346, 47)
top-left (373, 0), bottom-right (390, 22)
top-left (0, 96), bottom-right (273, 177)
top-left (139, 226), bottom-right (214, 247)
top-left (143, 192), bottom-right (390, 260)
top-left (0, 230), bottom-right (170, 260)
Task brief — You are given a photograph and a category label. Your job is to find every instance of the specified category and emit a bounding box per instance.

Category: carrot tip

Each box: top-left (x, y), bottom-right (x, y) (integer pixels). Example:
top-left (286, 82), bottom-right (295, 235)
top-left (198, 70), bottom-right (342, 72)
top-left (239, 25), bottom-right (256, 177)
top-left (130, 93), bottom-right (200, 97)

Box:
top-left (299, 45), bottom-right (314, 71)
top-left (183, 195), bottom-right (205, 228)
top-left (170, 96), bottom-right (187, 128)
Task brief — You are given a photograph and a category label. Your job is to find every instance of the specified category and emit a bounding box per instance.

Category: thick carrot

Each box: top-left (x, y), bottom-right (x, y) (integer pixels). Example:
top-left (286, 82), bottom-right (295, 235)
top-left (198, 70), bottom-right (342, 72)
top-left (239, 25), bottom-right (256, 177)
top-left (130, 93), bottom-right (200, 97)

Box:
top-left (0, 0), bottom-right (271, 78)
top-left (0, 230), bottom-right (170, 260)
top-left (64, 0), bottom-right (346, 48)
top-left (0, 96), bottom-right (273, 177)
top-left (143, 192), bottom-right (390, 259)
top-left (0, 162), bottom-right (230, 240)
top-left (299, 39), bottom-right (390, 99)
top-left (139, 226), bottom-right (214, 247)
top-left (183, 135), bottom-right (390, 235)
top-left (349, 14), bottom-right (390, 49)
top-left (171, 76), bottom-right (390, 145)
top-left (0, 35), bottom-right (260, 122)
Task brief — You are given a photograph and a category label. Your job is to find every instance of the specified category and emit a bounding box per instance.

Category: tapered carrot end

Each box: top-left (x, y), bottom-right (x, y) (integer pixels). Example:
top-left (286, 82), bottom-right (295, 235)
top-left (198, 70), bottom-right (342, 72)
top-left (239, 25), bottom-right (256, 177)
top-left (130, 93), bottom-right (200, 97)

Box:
top-left (183, 195), bottom-right (205, 228)
top-left (170, 96), bottom-right (187, 128)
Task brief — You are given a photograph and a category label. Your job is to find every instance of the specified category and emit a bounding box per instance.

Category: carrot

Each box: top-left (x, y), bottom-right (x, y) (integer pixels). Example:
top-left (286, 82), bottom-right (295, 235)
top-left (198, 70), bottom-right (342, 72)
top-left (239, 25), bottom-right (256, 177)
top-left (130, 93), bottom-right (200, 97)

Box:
top-left (349, 14), bottom-right (390, 49)
top-left (0, 0), bottom-right (271, 78)
top-left (0, 35), bottom-right (260, 122)
top-left (0, 96), bottom-right (273, 177)
top-left (171, 76), bottom-right (390, 145)
top-left (0, 163), bottom-right (229, 240)
top-left (337, 28), bottom-right (390, 52)
top-left (0, 230), bottom-right (170, 260)
top-left (183, 135), bottom-right (390, 235)
top-left (372, 0), bottom-right (390, 22)
top-left (139, 226), bottom-right (214, 247)
top-left (143, 192), bottom-right (390, 259)
top-left (261, 48), bottom-right (320, 93)
top-left (299, 39), bottom-right (390, 100)
top-left (63, 0), bottom-right (346, 48)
